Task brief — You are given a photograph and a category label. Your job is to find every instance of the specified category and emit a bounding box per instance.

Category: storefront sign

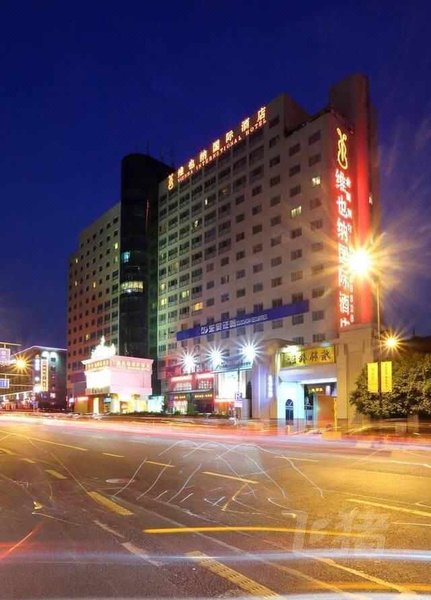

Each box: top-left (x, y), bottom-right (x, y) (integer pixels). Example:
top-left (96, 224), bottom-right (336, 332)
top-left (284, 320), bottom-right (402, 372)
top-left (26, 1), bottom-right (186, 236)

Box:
top-left (166, 106), bottom-right (267, 190)
top-left (280, 346), bottom-right (335, 369)
top-left (177, 300), bottom-right (309, 341)
top-left (0, 348), bottom-right (11, 365)
top-left (40, 358), bottom-right (49, 392)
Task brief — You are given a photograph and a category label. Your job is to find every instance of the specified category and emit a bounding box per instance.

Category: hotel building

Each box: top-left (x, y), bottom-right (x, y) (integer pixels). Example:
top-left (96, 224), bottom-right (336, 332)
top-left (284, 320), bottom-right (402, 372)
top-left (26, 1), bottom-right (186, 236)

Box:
top-left (67, 154), bottom-right (171, 402)
top-left (157, 74), bottom-right (379, 425)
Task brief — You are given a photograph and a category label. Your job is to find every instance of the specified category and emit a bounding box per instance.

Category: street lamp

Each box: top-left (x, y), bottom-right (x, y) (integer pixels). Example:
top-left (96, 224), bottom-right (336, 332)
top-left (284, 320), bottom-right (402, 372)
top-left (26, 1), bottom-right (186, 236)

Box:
top-left (349, 249), bottom-right (400, 414)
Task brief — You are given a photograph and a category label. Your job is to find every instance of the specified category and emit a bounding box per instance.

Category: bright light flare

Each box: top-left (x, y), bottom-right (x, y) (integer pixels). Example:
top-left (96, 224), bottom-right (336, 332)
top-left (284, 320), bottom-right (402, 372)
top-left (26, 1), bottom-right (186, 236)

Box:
top-left (383, 333), bottom-right (401, 350)
top-left (349, 248), bottom-right (373, 278)
top-left (241, 342), bottom-right (256, 363)
top-left (209, 348), bottom-right (223, 369)
top-left (14, 357), bottom-right (28, 371)
top-left (181, 352), bottom-right (196, 374)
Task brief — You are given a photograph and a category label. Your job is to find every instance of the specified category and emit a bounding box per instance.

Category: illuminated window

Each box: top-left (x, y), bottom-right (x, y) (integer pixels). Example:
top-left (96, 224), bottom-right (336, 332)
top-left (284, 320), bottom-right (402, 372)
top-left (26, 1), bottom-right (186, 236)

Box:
top-left (92, 282), bottom-right (96, 288)
top-left (160, 298), bottom-right (167, 307)
top-left (291, 206), bottom-right (302, 218)
top-left (114, 242), bottom-right (119, 250)
top-left (192, 302), bottom-right (203, 312)
top-left (311, 176), bottom-right (321, 187)
top-left (180, 290), bottom-right (190, 300)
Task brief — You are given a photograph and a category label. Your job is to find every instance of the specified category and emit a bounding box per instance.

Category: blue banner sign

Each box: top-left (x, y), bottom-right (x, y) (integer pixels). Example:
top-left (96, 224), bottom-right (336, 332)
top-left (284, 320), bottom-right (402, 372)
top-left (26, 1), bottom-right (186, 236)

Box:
top-left (176, 300), bottom-right (309, 341)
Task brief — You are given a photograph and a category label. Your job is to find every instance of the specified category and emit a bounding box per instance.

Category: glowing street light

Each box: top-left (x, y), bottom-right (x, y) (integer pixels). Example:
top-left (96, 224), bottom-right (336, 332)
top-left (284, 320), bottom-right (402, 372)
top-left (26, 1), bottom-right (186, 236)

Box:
top-left (14, 357), bottom-right (28, 371)
top-left (209, 348), bottom-right (223, 370)
top-left (383, 334), bottom-right (400, 351)
top-left (181, 352), bottom-right (196, 374)
top-left (241, 342), bottom-right (256, 364)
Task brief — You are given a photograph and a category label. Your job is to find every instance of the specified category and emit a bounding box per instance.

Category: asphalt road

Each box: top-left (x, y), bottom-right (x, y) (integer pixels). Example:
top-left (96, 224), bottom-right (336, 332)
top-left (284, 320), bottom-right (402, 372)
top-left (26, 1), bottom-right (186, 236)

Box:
top-left (1, 414), bottom-right (431, 599)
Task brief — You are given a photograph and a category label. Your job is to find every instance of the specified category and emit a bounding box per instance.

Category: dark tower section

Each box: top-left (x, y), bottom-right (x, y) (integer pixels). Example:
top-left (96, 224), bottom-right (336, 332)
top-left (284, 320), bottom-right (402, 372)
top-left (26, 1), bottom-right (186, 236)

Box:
top-left (119, 154), bottom-right (171, 392)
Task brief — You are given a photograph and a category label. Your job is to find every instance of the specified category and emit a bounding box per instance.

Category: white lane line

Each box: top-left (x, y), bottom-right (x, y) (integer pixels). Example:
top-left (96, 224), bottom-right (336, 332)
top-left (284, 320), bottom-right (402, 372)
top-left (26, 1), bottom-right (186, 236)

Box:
top-left (121, 541), bottom-right (163, 566)
top-left (103, 452), bottom-right (125, 458)
top-left (93, 519), bottom-right (125, 538)
top-left (180, 492), bottom-right (194, 503)
top-left (276, 456), bottom-right (319, 463)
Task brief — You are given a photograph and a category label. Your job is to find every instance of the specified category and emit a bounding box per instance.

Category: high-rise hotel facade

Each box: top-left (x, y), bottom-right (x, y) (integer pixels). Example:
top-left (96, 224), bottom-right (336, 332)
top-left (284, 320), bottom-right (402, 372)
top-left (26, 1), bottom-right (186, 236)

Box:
top-left (157, 74), bottom-right (379, 425)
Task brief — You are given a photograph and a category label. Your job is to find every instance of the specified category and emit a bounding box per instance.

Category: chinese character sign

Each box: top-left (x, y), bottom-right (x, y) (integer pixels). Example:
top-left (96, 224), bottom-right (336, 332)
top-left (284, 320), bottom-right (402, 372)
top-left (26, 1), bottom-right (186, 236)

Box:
top-left (280, 346), bottom-right (335, 369)
top-left (165, 105), bottom-right (267, 189)
top-left (335, 127), bottom-right (355, 330)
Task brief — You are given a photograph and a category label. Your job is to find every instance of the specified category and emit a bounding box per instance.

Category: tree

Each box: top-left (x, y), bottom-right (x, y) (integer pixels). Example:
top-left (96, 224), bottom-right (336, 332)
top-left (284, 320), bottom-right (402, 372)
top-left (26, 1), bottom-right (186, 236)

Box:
top-left (350, 352), bottom-right (431, 418)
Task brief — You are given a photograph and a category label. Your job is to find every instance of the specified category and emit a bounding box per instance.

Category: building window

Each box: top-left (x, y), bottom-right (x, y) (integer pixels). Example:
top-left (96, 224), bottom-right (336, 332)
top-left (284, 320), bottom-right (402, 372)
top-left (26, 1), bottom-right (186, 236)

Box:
top-left (272, 319), bottom-right (283, 329)
top-left (271, 215), bottom-right (281, 226)
top-left (253, 283), bottom-right (263, 292)
top-left (253, 244), bottom-right (262, 253)
top-left (269, 135), bottom-right (279, 148)
top-left (270, 175), bottom-right (281, 187)
top-left (269, 116), bottom-right (280, 128)
top-left (291, 227), bottom-right (302, 239)
top-left (236, 213), bottom-right (245, 223)
top-left (293, 336), bottom-right (304, 345)
top-left (312, 310), bottom-right (325, 321)
top-left (311, 176), bottom-right (321, 187)
top-left (292, 292), bottom-right (303, 303)
top-left (311, 264), bottom-right (324, 275)
top-left (312, 287), bottom-right (325, 298)
top-left (236, 250), bottom-right (245, 260)
top-left (270, 195), bottom-right (281, 206)
top-left (271, 235), bottom-right (281, 246)
top-left (235, 194), bottom-right (245, 205)
top-left (237, 288), bottom-right (246, 297)
top-left (221, 330), bottom-right (230, 339)
top-left (292, 314), bottom-right (304, 325)
top-left (221, 257), bottom-right (229, 266)
top-left (271, 256), bottom-right (282, 267)
top-left (253, 224), bottom-right (262, 234)
top-left (252, 204), bottom-right (262, 215)
top-left (192, 302), bottom-right (203, 313)
top-left (221, 293), bottom-right (229, 302)
top-left (309, 153), bottom-right (321, 166)
top-left (272, 297), bottom-right (282, 307)
top-left (289, 142), bottom-right (300, 156)
top-left (290, 185), bottom-right (301, 197)
top-left (310, 219), bottom-right (323, 230)
top-left (271, 277), bottom-right (282, 287)
top-left (252, 185), bottom-right (262, 196)
top-left (236, 269), bottom-right (245, 279)
top-left (308, 130), bottom-right (321, 144)
top-left (290, 206), bottom-right (302, 218)
top-left (236, 232), bottom-right (245, 242)
top-left (269, 155), bottom-right (280, 168)
top-left (291, 249), bottom-right (302, 260)
top-left (291, 270), bottom-right (303, 281)
top-left (254, 323), bottom-right (264, 332)
top-left (313, 333), bottom-right (326, 342)
top-left (289, 164), bottom-right (301, 177)
top-left (253, 263), bottom-right (263, 273)
top-left (207, 298), bottom-right (215, 307)
top-left (311, 242), bottom-right (323, 252)
top-left (310, 197), bottom-right (322, 209)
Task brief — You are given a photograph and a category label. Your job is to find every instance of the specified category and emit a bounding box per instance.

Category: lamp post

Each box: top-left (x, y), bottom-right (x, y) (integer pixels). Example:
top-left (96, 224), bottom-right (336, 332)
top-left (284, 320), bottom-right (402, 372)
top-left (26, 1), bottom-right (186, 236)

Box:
top-left (349, 249), bottom-right (400, 416)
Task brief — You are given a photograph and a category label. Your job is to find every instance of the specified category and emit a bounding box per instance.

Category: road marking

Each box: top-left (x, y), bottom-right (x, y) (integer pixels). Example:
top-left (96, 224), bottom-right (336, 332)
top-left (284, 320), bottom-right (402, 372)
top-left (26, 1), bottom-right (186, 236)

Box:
top-left (102, 452), bottom-right (125, 458)
top-left (122, 541), bottom-right (163, 566)
top-left (202, 471), bottom-right (258, 484)
top-left (318, 581), bottom-right (431, 592)
top-left (0, 430), bottom-right (88, 452)
top-left (45, 469), bottom-right (67, 480)
top-left (87, 491), bottom-right (133, 516)
top-left (276, 456), bottom-right (319, 463)
top-left (0, 446), bottom-right (15, 455)
top-left (307, 553), bottom-right (415, 594)
top-left (144, 525), bottom-right (368, 538)
top-left (347, 498), bottom-right (431, 518)
top-left (21, 458), bottom-right (36, 464)
top-left (221, 482), bottom-right (248, 512)
top-left (146, 460), bottom-right (174, 468)
top-left (93, 519), bottom-right (125, 538)
top-left (187, 551), bottom-right (278, 598)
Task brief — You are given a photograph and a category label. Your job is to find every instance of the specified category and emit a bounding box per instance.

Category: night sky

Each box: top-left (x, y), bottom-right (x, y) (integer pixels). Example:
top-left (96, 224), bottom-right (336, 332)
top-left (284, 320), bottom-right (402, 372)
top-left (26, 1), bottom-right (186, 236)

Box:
top-left (1, 1), bottom-right (431, 348)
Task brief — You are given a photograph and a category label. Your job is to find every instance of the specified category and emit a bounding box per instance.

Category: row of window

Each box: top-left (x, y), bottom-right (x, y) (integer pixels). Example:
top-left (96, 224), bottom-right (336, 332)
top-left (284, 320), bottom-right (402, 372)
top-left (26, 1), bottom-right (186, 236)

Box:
top-left (77, 218), bottom-right (119, 250)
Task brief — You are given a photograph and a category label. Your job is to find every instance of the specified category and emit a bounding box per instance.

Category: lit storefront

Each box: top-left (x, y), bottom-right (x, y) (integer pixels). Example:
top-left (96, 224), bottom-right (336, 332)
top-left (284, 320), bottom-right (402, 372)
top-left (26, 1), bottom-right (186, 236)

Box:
top-left (76, 337), bottom-right (154, 414)
top-left (168, 372), bottom-right (214, 414)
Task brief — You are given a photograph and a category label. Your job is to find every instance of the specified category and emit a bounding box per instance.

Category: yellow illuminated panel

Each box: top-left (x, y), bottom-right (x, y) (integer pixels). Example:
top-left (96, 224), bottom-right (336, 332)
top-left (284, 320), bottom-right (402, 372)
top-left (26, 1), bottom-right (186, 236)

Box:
top-left (336, 127), bottom-right (348, 169)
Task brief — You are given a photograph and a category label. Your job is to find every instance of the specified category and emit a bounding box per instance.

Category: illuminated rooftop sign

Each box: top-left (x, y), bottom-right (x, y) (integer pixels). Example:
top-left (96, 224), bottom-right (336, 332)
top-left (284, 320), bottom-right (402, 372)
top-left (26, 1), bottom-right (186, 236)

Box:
top-left (166, 106), bottom-right (267, 190)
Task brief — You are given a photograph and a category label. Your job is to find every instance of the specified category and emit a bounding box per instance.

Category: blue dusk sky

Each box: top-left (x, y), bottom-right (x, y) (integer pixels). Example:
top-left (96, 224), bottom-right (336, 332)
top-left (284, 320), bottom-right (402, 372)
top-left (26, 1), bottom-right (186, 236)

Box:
top-left (1, 0), bottom-right (431, 347)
